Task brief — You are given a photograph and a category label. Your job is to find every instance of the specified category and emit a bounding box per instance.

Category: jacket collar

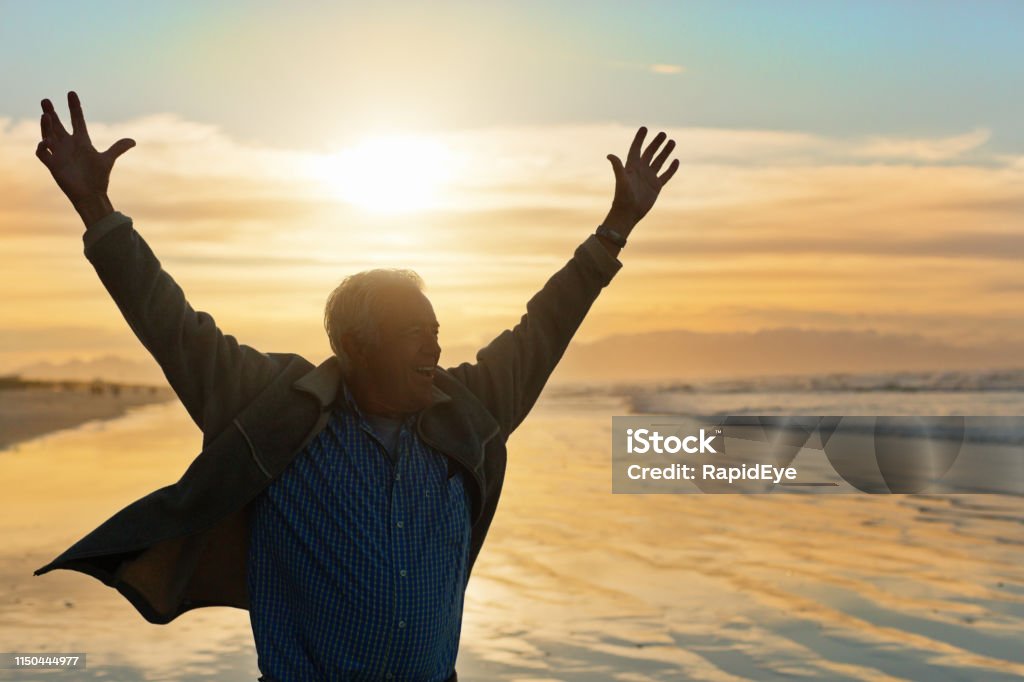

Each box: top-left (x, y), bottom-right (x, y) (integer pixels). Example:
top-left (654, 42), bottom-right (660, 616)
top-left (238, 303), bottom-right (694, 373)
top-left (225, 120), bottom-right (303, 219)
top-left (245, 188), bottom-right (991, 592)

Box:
top-left (292, 356), bottom-right (498, 524)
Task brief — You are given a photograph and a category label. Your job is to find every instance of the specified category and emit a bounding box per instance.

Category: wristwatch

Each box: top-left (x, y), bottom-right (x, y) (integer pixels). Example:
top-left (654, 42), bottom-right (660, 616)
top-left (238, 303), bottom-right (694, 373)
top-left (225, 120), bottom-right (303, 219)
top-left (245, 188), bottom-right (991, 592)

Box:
top-left (595, 224), bottom-right (628, 248)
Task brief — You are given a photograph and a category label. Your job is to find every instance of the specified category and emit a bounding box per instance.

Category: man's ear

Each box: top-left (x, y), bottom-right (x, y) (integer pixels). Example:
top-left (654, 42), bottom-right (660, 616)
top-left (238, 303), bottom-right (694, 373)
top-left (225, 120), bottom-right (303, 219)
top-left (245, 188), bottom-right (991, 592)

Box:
top-left (340, 332), bottom-right (366, 368)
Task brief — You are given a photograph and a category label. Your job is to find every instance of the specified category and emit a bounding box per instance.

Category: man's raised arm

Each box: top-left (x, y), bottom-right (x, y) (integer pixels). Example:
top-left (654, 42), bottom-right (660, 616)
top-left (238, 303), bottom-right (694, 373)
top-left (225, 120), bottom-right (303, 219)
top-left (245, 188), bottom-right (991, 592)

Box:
top-left (447, 127), bottom-right (679, 438)
top-left (35, 92), bottom-right (277, 436)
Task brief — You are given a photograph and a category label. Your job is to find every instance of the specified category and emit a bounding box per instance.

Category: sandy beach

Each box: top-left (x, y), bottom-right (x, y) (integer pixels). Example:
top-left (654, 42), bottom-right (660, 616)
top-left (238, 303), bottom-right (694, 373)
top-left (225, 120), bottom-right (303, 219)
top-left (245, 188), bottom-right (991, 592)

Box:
top-left (1, 391), bottom-right (1022, 680)
top-left (0, 381), bottom-right (173, 453)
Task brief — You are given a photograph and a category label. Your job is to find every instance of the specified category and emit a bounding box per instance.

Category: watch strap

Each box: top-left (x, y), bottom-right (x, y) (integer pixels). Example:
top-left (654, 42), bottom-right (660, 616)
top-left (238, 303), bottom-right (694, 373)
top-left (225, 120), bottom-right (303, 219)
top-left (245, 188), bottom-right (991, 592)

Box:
top-left (596, 224), bottom-right (627, 248)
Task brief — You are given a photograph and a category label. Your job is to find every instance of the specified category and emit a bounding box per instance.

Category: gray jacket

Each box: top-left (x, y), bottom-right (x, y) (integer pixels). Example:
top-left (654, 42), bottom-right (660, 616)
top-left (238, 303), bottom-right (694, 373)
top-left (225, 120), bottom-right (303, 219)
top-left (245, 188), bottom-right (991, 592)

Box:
top-left (34, 212), bottom-right (621, 624)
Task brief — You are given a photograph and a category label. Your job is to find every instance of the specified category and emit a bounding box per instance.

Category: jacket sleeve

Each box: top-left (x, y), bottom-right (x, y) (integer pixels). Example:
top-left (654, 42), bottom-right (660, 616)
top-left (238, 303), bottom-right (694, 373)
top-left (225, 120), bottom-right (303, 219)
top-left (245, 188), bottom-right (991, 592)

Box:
top-left (445, 235), bottom-right (622, 440)
top-left (83, 212), bottom-right (278, 438)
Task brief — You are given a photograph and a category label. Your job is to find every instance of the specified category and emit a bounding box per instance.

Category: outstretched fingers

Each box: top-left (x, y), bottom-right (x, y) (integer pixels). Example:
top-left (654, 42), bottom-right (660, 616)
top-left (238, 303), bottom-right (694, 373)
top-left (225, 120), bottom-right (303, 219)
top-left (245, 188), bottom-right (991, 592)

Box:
top-left (607, 153), bottom-right (625, 182)
top-left (627, 126), bottom-right (646, 163)
top-left (40, 99), bottom-right (68, 138)
top-left (631, 127), bottom-right (679, 185)
top-left (40, 112), bottom-right (52, 141)
top-left (658, 158), bottom-right (680, 186)
top-left (68, 91), bottom-right (90, 142)
top-left (651, 139), bottom-right (676, 173)
top-left (641, 131), bottom-right (667, 164)
top-left (102, 138), bottom-right (136, 163)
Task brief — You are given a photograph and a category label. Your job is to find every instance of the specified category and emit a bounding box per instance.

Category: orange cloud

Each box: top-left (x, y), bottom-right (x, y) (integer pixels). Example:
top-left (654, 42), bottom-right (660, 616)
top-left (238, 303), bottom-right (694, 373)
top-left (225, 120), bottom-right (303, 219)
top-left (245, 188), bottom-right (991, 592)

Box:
top-left (3, 114), bottom-right (1024, 374)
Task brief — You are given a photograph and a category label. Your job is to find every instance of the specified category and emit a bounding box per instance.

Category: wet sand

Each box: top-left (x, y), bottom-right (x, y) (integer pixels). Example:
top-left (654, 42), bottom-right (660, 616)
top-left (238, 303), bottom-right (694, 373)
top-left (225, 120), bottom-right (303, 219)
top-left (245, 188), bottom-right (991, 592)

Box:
top-left (0, 400), bottom-right (255, 681)
top-left (457, 394), bottom-right (1024, 680)
top-left (0, 382), bottom-right (173, 453)
top-left (1, 393), bottom-right (1022, 680)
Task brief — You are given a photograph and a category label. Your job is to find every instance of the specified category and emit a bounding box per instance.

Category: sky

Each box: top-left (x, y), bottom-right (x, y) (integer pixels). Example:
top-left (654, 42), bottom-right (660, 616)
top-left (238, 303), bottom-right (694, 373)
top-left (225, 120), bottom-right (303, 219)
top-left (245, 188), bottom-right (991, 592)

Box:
top-left (2, 0), bottom-right (1024, 375)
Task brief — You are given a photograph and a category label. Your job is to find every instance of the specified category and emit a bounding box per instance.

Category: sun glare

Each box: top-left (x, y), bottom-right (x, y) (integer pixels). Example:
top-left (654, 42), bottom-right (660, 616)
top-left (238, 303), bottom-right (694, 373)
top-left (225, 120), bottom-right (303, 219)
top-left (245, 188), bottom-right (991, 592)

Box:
top-left (313, 135), bottom-right (454, 214)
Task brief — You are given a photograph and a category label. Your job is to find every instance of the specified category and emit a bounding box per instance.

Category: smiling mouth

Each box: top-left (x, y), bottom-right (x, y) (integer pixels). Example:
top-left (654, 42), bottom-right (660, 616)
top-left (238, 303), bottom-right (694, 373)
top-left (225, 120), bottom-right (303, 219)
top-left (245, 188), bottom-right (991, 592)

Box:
top-left (414, 366), bottom-right (436, 379)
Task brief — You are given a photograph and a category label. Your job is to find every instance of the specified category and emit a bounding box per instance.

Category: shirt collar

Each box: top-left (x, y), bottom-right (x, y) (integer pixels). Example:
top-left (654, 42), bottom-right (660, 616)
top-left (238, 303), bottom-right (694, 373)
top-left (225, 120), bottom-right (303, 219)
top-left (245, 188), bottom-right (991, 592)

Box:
top-left (338, 378), bottom-right (366, 419)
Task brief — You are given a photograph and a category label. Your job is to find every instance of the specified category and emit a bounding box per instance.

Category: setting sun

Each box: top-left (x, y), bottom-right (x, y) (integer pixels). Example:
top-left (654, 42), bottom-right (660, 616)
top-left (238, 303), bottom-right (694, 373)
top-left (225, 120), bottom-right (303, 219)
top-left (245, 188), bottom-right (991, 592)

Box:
top-left (311, 134), bottom-right (455, 214)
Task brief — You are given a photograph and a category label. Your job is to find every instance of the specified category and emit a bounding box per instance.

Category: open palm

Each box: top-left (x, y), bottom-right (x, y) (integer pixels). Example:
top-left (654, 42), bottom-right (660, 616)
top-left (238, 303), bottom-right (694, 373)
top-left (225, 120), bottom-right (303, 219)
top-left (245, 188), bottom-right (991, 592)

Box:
top-left (606, 127), bottom-right (679, 224)
top-left (35, 92), bottom-right (135, 206)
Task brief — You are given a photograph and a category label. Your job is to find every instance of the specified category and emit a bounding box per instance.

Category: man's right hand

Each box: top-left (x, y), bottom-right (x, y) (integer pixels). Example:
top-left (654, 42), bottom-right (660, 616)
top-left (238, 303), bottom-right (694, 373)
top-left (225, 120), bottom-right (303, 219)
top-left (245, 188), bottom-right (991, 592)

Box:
top-left (35, 91), bottom-right (135, 226)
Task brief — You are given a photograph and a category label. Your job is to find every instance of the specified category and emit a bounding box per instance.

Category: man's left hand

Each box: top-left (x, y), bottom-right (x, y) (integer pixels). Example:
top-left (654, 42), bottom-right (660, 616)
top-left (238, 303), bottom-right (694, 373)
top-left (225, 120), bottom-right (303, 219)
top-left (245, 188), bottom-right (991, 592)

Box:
top-left (604, 127), bottom-right (679, 235)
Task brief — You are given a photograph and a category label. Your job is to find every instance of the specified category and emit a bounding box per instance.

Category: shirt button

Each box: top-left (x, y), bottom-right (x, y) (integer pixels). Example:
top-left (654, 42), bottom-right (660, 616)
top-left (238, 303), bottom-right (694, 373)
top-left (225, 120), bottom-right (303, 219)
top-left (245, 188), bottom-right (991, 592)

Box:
top-left (396, 521), bottom-right (404, 529)
top-left (395, 473), bottom-right (401, 481)
top-left (400, 570), bottom-right (407, 577)
top-left (398, 620), bottom-right (406, 629)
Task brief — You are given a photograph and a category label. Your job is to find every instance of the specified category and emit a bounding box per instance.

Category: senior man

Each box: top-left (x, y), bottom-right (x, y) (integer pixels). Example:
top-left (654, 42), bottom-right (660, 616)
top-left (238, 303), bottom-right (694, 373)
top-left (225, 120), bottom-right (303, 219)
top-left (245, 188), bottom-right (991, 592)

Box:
top-left (33, 92), bottom-right (679, 681)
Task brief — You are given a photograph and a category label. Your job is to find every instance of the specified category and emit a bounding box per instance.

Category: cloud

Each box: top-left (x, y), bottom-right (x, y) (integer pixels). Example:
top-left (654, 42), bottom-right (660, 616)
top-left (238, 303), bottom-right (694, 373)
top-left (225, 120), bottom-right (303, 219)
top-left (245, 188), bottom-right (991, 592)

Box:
top-left (4, 113), bottom-right (1024, 361)
top-left (605, 60), bottom-right (685, 76)
top-left (852, 128), bottom-right (991, 161)
top-left (649, 63), bottom-right (685, 75)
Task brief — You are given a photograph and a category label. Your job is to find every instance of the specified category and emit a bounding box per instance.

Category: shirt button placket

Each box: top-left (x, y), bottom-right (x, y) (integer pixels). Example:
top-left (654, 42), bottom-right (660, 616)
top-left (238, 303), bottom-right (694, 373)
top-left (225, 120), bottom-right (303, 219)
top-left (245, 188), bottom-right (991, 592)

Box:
top-left (391, 459), bottom-right (406, 661)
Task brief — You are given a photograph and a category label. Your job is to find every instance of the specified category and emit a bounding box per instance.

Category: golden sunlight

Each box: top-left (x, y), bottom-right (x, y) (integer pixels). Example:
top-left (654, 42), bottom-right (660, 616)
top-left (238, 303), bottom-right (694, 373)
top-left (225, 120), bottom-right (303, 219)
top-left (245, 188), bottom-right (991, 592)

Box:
top-left (312, 134), bottom-right (454, 214)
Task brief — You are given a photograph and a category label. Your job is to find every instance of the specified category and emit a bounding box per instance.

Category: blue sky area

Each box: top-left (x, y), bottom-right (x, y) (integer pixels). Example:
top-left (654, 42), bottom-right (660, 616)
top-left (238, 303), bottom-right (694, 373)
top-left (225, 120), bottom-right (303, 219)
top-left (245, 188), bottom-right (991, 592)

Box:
top-left (2, 0), bottom-right (1022, 150)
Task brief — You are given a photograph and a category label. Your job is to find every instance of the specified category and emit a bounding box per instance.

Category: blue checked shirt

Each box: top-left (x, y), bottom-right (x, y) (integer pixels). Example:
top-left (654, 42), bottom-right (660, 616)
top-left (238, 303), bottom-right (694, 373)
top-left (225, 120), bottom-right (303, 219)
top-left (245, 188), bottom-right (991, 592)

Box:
top-left (247, 384), bottom-right (472, 681)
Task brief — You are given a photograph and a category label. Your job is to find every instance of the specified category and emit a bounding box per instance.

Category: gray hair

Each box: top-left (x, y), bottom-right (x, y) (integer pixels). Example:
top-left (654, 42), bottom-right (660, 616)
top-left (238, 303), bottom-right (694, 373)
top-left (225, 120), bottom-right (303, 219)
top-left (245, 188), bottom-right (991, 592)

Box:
top-left (324, 268), bottom-right (425, 375)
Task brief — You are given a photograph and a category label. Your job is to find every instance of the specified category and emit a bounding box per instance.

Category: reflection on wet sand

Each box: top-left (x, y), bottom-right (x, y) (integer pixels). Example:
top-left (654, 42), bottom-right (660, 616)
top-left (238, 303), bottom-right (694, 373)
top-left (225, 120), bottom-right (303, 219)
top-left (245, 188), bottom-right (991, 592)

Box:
top-left (2, 394), bottom-right (1022, 680)
top-left (458, 394), bottom-right (1024, 681)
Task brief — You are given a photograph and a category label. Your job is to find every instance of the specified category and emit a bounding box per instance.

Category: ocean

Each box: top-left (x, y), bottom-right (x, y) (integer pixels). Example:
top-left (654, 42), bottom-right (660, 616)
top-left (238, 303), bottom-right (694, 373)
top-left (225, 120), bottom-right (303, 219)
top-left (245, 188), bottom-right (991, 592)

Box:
top-left (557, 368), bottom-right (1024, 421)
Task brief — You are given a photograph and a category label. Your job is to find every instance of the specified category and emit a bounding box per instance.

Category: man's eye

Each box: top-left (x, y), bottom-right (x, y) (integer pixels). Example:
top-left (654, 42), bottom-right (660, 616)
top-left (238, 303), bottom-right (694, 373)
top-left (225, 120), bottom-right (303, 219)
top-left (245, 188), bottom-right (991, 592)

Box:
top-left (402, 326), bottom-right (438, 339)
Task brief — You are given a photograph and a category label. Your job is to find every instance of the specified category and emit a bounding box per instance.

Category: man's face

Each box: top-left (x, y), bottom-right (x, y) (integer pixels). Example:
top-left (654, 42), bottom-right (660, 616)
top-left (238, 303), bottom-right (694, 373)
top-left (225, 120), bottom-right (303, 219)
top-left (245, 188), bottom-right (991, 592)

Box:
top-left (357, 287), bottom-right (441, 416)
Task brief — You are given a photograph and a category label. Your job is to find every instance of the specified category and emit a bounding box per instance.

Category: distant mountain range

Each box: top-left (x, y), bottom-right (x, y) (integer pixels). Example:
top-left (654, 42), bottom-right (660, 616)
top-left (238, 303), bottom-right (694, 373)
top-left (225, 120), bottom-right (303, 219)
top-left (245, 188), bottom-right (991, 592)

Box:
top-left (550, 328), bottom-right (1024, 383)
top-left (11, 328), bottom-right (1024, 386)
